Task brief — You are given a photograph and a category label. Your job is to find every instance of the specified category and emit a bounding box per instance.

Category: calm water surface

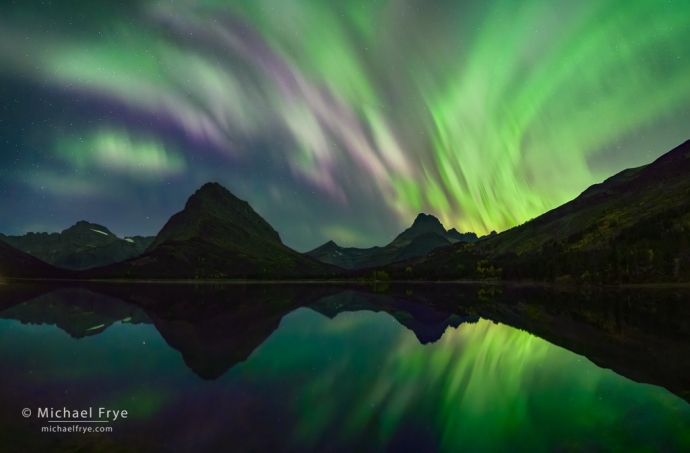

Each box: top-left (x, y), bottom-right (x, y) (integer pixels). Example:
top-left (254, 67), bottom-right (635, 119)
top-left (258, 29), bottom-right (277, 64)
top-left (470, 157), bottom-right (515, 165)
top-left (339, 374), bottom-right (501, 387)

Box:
top-left (0, 284), bottom-right (688, 452)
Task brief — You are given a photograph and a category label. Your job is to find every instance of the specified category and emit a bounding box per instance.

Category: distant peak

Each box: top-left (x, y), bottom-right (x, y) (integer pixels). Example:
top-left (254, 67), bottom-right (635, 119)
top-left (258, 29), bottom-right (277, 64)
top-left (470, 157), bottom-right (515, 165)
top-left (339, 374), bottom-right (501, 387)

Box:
top-left (412, 213), bottom-right (442, 227)
top-left (315, 240), bottom-right (340, 251)
top-left (388, 213), bottom-right (448, 245)
top-left (74, 220), bottom-right (99, 227)
top-left (68, 220), bottom-right (112, 233)
top-left (446, 227), bottom-right (479, 242)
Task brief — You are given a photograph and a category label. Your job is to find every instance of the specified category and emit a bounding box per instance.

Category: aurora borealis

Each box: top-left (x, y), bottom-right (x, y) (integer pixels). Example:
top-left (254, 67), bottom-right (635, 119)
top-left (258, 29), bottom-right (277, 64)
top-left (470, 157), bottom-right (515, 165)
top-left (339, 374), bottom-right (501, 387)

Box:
top-left (1, 0), bottom-right (690, 250)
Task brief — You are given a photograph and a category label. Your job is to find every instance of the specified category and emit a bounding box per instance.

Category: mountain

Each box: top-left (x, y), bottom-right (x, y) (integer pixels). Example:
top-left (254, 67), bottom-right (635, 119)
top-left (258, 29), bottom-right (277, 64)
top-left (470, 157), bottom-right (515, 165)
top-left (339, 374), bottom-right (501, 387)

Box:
top-left (0, 240), bottom-right (71, 279)
top-left (446, 228), bottom-right (479, 242)
top-left (307, 213), bottom-right (492, 269)
top-left (304, 241), bottom-right (383, 269)
top-left (385, 140), bottom-right (690, 284)
top-left (0, 221), bottom-right (154, 270)
top-left (481, 141), bottom-right (690, 256)
top-left (85, 182), bottom-right (341, 279)
top-left (395, 231), bottom-right (452, 262)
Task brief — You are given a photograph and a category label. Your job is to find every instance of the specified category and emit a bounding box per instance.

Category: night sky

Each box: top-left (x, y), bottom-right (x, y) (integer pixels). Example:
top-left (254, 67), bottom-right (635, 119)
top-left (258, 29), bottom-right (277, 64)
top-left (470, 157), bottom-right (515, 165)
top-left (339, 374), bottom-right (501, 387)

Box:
top-left (1, 0), bottom-right (689, 252)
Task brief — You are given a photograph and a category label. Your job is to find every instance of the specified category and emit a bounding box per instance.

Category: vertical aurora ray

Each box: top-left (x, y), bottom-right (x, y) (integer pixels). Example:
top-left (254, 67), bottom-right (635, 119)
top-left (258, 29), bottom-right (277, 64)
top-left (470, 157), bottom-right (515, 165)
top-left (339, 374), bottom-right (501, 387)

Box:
top-left (0, 0), bottom-right (689, 244)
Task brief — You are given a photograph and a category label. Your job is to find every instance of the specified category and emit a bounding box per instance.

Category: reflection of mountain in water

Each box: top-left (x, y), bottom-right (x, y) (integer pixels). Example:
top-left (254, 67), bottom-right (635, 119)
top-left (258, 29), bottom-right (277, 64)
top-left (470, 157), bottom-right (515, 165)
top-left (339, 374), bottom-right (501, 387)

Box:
top-left (100, 284), bottom-right (348, 380)
top-left (0, 283), bottom-right (689, 401)
top-left (0, 287), bottom-right (149, 338)
top-left (309, 290), bottom-right (479, 344)
top-left (0, 284), bottom-right (475, 379)
top-left (144, 288), bottom-right (322, 380)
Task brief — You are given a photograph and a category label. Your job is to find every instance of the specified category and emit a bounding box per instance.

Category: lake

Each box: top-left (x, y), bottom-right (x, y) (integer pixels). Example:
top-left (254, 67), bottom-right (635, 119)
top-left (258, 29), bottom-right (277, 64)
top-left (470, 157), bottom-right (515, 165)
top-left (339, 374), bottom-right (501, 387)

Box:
top-left (0, 282), bottom-right (689, 452)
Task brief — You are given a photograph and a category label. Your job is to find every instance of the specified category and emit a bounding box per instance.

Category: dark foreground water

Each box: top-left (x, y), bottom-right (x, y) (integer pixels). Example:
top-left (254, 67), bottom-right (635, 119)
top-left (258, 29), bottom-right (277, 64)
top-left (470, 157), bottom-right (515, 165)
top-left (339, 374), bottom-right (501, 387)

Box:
top-left (0, 283), bottom-right (689, 452)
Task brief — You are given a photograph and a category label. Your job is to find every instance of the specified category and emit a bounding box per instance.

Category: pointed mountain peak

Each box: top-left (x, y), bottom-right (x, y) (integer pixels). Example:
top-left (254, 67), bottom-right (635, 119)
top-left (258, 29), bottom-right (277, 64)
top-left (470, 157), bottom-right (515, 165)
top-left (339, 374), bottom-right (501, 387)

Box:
top-left (150, 182), bottom-right (282, 250)
top-left (390, 213), bottom-right (447, 247)
top-left (411, 213), bottom-right (443, 228)
top-left (307, 240), bottom-right (341, 255)
top-left (185, 182), bottom-right (247, 210)
top-left (408, 213), bottom-right (447, 235)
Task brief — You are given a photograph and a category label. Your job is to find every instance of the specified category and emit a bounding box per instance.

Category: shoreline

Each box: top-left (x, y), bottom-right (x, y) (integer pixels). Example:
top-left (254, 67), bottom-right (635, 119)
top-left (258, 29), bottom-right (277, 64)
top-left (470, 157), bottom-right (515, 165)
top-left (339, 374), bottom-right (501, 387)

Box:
top-left (3, 278), bottom-right (690, 289)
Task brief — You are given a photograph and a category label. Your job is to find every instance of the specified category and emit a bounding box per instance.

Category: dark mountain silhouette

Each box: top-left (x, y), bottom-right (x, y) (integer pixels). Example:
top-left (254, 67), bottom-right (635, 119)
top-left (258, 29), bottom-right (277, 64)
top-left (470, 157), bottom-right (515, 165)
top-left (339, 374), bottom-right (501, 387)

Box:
top-left (483, 140), bottom-right (690, 256)
top-left (307, 213), bottom-right (492, 269)
top-left (446, 228), bottom-right (480, 242)
top-left (0, 240), bottom-right (71, 279)
top-left (85, 182), bottom-right (341, 279)
top-left (382, 140), bottom-right (690, 284)
top-left (396, 232), bottom-right (452, 262)
top-left (0, 221), bottom-right (154, 270)
top-left (146, 183), bottom-right (282, 251)
top-left (304, 241), bottom-right (383, 270)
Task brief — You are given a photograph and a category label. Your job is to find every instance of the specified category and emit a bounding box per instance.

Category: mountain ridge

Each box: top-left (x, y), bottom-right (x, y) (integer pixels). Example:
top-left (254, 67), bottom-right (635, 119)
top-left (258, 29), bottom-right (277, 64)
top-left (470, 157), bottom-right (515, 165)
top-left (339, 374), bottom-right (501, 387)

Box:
top-left (307, 213), bottom-right (494, 269)
top-left (0, 220), bottom-right (154, 270)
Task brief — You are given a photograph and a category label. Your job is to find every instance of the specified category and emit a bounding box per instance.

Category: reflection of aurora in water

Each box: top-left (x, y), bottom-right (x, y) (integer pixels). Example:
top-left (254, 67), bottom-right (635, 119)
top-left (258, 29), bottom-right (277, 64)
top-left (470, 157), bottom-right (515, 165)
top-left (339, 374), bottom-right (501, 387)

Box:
top-left (237, 309), bottom-right (690, 452)
top-left (0, 303), bottom-right (688, 452)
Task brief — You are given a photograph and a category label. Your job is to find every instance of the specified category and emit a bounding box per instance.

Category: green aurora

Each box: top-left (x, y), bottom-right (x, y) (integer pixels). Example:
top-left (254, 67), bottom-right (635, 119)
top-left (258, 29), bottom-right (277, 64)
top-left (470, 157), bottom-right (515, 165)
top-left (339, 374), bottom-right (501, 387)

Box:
top-left (243, 309), bottom-right (690, 451)
top-left (0, 0), bottom-right (689, 248)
